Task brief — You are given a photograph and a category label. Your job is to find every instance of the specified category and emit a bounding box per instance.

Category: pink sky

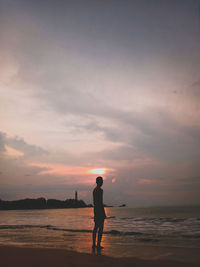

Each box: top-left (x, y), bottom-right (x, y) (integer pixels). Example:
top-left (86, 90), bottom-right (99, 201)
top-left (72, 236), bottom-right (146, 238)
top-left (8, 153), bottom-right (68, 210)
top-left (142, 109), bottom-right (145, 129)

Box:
top-left (0, 0), bottom-right (200, 206)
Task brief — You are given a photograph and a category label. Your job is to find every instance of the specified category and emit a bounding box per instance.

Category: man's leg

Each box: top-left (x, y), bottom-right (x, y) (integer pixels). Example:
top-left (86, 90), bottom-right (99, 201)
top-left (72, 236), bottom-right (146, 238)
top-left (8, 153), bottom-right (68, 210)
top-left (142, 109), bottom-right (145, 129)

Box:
top-left (92, 221), bottom-right (98, 248)
top-left (97, 220), bottom-right (104, 249)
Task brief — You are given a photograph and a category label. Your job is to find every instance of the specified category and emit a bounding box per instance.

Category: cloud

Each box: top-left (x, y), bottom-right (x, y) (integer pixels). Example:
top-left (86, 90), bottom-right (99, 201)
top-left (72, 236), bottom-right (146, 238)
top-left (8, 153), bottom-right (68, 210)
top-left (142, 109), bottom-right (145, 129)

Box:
top-left (191, 80), bottom-right (200, 90)
top-left (4, 145), bottom-right (24, 158)
top-left (1, 0), bottom-right (200, 205)
top-left (29, 162), bottom-right (90, 177)
top-left (0, 132), bottom-right (47, 157)
top-left (137, 178), bottom-right (156, 185)
top-left (0, 133), bottom-right (6, 151)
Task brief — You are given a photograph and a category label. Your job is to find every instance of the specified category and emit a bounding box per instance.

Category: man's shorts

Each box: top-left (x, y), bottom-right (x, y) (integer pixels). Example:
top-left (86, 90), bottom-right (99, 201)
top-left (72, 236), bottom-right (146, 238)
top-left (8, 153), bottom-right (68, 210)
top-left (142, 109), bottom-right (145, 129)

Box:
top-left (94, 218), bottom-right (104, 228)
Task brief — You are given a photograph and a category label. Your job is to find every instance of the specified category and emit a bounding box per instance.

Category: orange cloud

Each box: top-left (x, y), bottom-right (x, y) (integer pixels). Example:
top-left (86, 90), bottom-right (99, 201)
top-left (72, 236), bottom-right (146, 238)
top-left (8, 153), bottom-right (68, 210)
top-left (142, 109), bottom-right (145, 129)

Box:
top-left (29, 163), bottom-right (89, 176)
top-left (28, 163), bottom-right (112, 181)
top-left (4, 145), bottom-right (24, 158)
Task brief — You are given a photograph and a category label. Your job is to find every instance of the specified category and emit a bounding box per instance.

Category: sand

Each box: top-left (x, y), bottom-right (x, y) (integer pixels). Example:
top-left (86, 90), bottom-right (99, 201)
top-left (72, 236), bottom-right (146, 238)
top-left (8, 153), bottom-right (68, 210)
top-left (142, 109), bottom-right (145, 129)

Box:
top-left (1, 245), bottom-right (200, 267)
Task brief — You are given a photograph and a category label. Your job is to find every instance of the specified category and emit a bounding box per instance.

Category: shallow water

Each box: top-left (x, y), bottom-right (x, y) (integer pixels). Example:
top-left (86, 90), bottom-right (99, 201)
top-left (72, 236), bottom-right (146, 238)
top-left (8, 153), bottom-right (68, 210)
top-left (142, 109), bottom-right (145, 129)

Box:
top-left (0, 206), bottom-right (200, 258)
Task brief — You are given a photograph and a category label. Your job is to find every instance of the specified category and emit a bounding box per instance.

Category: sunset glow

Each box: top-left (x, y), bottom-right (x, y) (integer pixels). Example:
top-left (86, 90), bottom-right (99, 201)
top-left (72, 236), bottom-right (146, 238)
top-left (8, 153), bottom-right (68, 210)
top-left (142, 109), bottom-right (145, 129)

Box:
top-left (88, 168), bottom-right (106, 175)
top-left (28, 163), bottom-right (89, 176)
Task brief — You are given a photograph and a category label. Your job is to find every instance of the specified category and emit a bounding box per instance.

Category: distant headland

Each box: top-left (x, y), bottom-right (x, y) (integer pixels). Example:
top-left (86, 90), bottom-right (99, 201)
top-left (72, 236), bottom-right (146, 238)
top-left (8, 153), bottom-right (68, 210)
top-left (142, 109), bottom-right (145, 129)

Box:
top-left (0, 191), bottom-right (126, 210)
top-left (0, 198), bottom-right (91, 210)
top-left (0, 191), bottom-right (92, 210)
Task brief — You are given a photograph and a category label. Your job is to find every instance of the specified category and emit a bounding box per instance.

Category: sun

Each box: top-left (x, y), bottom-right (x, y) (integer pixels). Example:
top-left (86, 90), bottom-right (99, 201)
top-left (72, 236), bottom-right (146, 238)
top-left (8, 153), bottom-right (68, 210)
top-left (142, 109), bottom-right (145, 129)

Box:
top-left (88, 168), bottom-right (106, 175)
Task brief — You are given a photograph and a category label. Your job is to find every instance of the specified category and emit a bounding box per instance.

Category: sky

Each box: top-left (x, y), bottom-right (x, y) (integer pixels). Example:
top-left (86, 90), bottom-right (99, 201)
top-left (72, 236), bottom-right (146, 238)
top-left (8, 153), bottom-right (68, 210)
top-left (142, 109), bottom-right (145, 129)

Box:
top-left (0, 0), bottom-right (200, 206)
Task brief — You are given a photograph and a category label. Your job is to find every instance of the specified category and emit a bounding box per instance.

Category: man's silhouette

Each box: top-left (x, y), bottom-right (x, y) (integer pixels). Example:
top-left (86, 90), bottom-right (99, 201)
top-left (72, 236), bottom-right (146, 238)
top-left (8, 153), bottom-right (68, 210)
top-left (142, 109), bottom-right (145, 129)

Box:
top-left (92, 176), bottom-right (106, 250)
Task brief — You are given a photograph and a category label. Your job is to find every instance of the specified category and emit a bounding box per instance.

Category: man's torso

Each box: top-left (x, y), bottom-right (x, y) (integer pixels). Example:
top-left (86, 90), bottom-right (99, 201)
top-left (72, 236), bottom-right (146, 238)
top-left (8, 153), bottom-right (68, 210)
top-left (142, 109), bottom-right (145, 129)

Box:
top-left (93, 186), bottom-right (105, 221)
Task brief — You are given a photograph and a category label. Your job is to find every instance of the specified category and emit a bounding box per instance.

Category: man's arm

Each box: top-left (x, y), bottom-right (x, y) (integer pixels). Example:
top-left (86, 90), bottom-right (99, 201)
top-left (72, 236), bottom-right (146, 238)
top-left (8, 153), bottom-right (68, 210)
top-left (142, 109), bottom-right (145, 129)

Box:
top-left (102, 190), bottom-right (106, 218)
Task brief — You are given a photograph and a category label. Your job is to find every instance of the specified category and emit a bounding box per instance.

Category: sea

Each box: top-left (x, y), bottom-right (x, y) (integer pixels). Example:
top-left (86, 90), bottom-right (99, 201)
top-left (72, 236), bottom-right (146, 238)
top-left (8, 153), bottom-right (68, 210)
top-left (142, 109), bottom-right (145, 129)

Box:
top-left (0, 206), bottom-right (200, 260)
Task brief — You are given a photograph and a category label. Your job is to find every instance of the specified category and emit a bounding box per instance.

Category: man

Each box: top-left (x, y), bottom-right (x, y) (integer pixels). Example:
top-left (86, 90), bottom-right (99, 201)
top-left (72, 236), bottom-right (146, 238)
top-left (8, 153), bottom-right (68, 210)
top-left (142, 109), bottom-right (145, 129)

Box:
top-left (92, 176), bottom-right (106, 250)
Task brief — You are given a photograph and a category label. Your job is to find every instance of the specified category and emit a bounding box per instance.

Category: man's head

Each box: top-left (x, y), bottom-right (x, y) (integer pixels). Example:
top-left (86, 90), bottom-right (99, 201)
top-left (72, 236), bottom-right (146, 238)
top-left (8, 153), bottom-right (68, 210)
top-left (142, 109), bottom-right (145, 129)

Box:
top-left (96, 176), bottom-right (103, 187)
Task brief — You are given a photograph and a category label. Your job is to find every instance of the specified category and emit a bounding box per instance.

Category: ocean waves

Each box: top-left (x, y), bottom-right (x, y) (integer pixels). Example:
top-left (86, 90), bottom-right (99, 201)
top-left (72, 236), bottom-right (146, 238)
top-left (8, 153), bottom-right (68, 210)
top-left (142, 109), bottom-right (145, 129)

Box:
top-left (0, 224), bottom-right (144, 236)
top-left (120, 217), bottom-right (200, 223)
top-left (0, 224), bottom-right (200, 240)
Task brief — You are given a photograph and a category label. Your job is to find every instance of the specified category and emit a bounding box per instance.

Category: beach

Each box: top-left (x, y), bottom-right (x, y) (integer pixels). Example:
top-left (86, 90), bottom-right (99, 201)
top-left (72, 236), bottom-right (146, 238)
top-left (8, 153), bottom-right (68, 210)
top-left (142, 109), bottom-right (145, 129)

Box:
top-left (0, 207), bottom-right (200, 266)
top-left (1, 245), bottom-right (200, 267)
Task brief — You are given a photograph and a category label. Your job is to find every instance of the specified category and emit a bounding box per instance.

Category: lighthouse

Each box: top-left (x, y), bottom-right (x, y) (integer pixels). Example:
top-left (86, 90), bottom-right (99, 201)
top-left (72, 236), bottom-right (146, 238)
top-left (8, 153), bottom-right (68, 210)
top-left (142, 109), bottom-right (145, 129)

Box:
top-left (75, 191), bottom-right (78, 202)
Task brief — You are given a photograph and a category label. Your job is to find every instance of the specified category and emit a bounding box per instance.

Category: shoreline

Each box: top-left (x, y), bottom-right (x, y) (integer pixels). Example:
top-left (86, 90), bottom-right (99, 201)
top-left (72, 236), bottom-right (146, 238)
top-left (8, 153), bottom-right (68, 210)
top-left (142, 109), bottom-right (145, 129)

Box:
top-left (1, 245), bottom-right (200, 267)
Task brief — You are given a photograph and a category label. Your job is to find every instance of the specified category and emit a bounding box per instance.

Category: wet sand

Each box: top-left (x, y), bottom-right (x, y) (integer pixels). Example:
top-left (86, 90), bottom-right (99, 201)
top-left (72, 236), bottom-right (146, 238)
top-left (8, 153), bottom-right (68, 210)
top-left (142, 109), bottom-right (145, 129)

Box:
top-left (1, 245), bottom-right (200, 267)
